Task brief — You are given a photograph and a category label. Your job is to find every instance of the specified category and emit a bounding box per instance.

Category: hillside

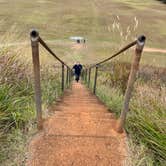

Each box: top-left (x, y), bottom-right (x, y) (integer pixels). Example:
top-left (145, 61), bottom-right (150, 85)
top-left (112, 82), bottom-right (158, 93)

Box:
top-left (0, 0), bottom-right (166, 67)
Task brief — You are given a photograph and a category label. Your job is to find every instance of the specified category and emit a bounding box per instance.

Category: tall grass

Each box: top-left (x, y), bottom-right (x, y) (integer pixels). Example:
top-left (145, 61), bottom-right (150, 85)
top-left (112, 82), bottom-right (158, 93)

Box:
top-left (0, 47), bottom-right (63, 165)
top-left (0, 51), bottom-right (34, 132)
top-left (87, 62), bottom-right (166, 165)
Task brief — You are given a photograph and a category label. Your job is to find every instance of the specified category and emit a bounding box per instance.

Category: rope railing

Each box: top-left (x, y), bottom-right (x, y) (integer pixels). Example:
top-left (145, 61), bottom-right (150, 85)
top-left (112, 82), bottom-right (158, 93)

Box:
top-left (82, 41), bottom-right (138, 91)
top-left (82, 35), bottom-right (146, 133)
top-left (90, 40), bottom-right (137, 68)
top-left (30, 29), bottom-right (72, 129)
top-left (30, 29), bottom-right (146, 133)
top-left (83, 35), bottom-right (145, 92)
top-left (38, 37), bottom-right (70, 68)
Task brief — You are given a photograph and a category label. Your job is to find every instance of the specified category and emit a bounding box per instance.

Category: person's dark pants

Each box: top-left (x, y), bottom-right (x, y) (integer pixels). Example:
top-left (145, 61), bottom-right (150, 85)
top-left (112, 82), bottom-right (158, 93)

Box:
top-left (75, 74), bottom-right (80, 82)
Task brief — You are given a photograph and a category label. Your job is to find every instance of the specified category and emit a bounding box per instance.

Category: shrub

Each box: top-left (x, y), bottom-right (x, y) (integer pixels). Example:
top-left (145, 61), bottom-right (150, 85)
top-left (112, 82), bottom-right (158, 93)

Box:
top-left (98, 62), bottom-right (131, 93)
top-left (0, 49), bottom-right (63, 164)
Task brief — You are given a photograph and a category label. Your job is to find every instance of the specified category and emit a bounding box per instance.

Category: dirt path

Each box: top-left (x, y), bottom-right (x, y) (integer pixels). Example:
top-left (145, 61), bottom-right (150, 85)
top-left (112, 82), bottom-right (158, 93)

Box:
top-left (26, 82), bottom-right (127, 166)
top-left (144, 47), bottom-right (166, 54)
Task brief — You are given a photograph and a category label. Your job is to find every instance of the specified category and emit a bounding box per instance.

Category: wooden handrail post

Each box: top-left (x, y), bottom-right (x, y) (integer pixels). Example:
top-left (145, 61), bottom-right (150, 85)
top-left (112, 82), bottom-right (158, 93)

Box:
top-left (30, 29), bottom-right (43, 130)
top-left (93, 65), bottom-right (99, 94)
top-left (66, 67), bottom-right (69, 87)
top-left (117, 35), bottom-right (146, 133)
top-left (69, 69), bottom-right (72, 84)
top-left (83, 69), bottom-right (85, 82)
top-left (69, 68), bottom-right (71, 85)
top-left (68, 67), bottom-right (70, 85)
top-left (62, 63), bottom-right (64, 91)
top-left (68, 67), bottom-right (70, 86)
top-left (88, 68), bottom-right (91, 88)
top-left (82, 70), bottom-right (84, 81)
top-left (85, 69), bottom-right (88, 83)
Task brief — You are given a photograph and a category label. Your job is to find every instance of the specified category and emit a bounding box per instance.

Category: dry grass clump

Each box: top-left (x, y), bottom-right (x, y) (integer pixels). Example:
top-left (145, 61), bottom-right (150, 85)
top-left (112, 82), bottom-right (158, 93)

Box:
top-left (127, 81), bottom-right (166, 165)
top-left (0, 47), bottom-right (63, 165)
top-left (87, 61), bottom-right (166, 165)
top-left (0, 50), bottom-right (34, 164)
top-left (98, 62), bottom-right (131, 94)
top-left (139, 65), bottom-right (166, 83)
top-left (0, 50), bottom-right (33, 133)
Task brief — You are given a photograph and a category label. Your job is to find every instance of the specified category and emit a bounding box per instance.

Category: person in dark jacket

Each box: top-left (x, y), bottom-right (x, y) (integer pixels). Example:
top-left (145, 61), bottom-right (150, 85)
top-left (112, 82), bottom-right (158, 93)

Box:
top-left (72, 62), bottom-right (82, 82)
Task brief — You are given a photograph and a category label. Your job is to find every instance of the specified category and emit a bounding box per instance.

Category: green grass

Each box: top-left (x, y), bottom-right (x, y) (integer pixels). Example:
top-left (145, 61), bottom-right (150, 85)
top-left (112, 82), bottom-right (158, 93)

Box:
top-left (96, 85), bottom-right (123, 117)
top-left (0, 129), bottom-right (28, 166)
top-left (86, 63), bottom-right (166, 165)
top-left (0, 47), bottom-right (65, 165)
top-left (95, 85), bottom-right (165, 165)
top-left (0, 0), bottom-right (166, 67)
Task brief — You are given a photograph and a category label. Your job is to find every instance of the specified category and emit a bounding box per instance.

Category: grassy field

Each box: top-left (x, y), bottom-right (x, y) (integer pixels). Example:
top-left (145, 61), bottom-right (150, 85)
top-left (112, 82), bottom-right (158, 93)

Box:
top-left (0, 0), bottom-right (166, 67)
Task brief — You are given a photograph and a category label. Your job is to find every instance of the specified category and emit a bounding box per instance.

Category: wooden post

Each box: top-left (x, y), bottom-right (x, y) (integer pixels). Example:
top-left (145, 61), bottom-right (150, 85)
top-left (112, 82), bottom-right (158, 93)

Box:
top-left (88, 68), bottom-right (91, 88)
top-left (82, 70), bottom-right (84, 81)
top-left (93, 65), bottom-right (98, 94)
top-left (83, 70), bottom-right (85, 81)
top-left (85, 69), bottom-right (88, 83)
top-left (69, 68), bottom-right (71, 85)
top-left (66, 67), bottom-right (69, 87)
top-left (68, 67), bottom-right (70, 86)
top-left (62, 63), bottom-right (64, 91)
top-left (117, 35), bottom-right (146, 133)
top-left (69, 69), bottom-right (72, 85)
top-left (30, 29), bottom-right (43, 130)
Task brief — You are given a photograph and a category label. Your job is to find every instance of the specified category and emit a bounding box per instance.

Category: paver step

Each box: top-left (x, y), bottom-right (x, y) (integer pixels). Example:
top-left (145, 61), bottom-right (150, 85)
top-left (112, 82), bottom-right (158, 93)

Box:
top-left (54, 111), bottom-right (115, 119)
top-left (27, 136), bottom-right (125, 166)
top-left (44, 115), bottom-right (117, 136)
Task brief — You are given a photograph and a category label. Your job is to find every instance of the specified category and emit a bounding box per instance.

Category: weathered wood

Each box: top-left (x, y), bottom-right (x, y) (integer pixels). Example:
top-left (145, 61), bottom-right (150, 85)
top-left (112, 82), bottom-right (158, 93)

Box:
top-left (66, 67), bottom-right (69, 87)
top-left (62, 64), bottom-right (65, 91)
top-left (117, 35), bottom-right (146, 133)
top-left (88, 68), bottom-right (91, 88)
top-left (30, 29), bottom-right (43, 130)
top-left (82, 70), bottom-right (85, 81)
top-left (69, 69), bottom-right (72, 84)
top-left (93, 66), bottom-right (98, 94)
top-left (85, 69), bottom-right (88, 83)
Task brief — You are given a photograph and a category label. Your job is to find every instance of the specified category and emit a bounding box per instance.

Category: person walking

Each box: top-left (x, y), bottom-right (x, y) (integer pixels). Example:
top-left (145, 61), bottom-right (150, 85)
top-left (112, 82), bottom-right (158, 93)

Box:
top-left (72, 62), bottom-right (82, 82)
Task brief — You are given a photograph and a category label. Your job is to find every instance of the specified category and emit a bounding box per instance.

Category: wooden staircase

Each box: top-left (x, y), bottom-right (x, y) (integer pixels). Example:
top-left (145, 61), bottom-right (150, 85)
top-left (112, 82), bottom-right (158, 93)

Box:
top-left (26, 82), bottom-right (127, 166)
